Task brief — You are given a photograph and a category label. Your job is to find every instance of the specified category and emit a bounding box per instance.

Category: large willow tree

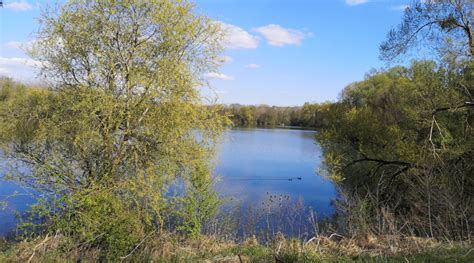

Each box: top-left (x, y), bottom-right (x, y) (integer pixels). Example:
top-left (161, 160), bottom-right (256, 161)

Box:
top-left (0, 0), bottom-right (227, 258)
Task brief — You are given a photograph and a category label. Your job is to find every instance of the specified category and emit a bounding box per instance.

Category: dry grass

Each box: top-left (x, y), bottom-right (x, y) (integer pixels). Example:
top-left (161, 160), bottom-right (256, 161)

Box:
top-left (1, 232), bottom-right (472, 262)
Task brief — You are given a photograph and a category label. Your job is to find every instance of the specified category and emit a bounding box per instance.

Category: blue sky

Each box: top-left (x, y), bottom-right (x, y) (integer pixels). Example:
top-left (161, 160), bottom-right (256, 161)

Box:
top-left (0, 0), bottom-right (413, 106)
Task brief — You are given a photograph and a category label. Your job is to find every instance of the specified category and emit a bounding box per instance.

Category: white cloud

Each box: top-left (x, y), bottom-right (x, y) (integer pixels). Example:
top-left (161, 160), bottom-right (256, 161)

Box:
top-left (0, 57), bottom-right (43, 67)
top-left (254, 24), bottom-right (311, 47)
top-left (220, 22), bottom-right (259, 49)
top-left (245, 63), bottom-right (261, 69)
top-left (345, 0), bottom-right (369, 6)
top-left (4, 41), bottom-right (24, 49)
top-left (204, 72), bottom-right (234, 81)
top-left (0, 67), bottom-right (11, 75)
top-left (215, 89), bottom-right (228, 95)
top-left (4, 1), bottom-right (33, 11)
top-left (4, 40), bottom-right (36, 50)
top-left (0, 57), bottom-right (41, 81)
top-left (391, 5), bottom-right (409, 11)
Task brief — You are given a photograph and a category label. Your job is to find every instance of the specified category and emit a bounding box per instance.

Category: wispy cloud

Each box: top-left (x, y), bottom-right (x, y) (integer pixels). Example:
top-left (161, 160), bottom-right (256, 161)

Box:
top-left (4, 1), bottom-right (33, 11)
top-left (391, 5), bottom-right (409, 11)
top-left (220, 22), bottom-right (259, 49)
top-left (204, 72), bottom-right (235, 81)
top-left (245, 63), bottom-right (261, 69)
top-left (345, 0), bottom-right (369, 6)
top-left (3, 40), bottom-right (36, 50)
top-left (0, 57), bottom-right (42, 81)
top-left (0, 57), bottom-right (42, 67)
top-left (0, 67), bottom-right (11, 75)
top-left (215, 89), bottom-right (228, 95)
top-left (254, 24), bottom-right (311, 47)
top-left (4, 41), bottom-right (24, 49)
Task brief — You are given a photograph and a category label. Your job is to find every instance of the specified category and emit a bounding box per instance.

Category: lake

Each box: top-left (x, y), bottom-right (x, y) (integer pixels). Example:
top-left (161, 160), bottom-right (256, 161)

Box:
top-left (214, 128), bottom-right (336, 215)
top-left (0, 128), bottom-right (337, 236)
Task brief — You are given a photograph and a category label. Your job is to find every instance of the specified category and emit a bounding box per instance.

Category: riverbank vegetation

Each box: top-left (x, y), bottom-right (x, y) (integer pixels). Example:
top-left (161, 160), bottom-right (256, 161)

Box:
top-left (0, 0), bottom-right (472, 262)
top-left (315, 0), bottom-right (473, 243)
top-left (221, 102), bottom-right (335, 129)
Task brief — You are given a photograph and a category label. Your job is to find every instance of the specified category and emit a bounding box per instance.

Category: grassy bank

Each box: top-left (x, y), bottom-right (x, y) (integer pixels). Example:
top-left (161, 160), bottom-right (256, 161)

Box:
top-left (1, 233), bottom-right (472, 262)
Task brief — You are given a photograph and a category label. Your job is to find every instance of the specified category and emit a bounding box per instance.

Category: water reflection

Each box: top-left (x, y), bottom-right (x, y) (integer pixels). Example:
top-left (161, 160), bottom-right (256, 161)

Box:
top-left (0, 128), bottom-right (337, 236)
top-left (214, 128), bottom-right (336, 216)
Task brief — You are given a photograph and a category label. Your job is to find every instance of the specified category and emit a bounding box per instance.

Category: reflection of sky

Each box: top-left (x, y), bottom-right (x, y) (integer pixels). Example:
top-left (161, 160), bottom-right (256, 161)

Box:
top-left (214, 128), bottom-right (336, 216)
top-left (0, 160), bottom-right (36, 236)
top-left (0, 181), bottom-right (36, 236)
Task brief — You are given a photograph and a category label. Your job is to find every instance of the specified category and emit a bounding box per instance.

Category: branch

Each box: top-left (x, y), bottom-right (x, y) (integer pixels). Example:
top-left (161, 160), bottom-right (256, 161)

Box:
top-left (119, 230), bottom-right (156, 261)
top-left (387, 166), bottom-right (410, 186)
top-left (27, 234), bottom-right (51, 263)
top-left (343, 156), bottom-right (421, 170)
top-left (431, 101), bottom-right (474, 115)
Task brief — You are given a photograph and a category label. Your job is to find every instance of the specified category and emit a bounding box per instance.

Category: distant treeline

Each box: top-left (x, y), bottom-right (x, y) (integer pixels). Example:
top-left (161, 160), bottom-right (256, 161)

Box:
top-left (222, 103), bottom-right (333, 128)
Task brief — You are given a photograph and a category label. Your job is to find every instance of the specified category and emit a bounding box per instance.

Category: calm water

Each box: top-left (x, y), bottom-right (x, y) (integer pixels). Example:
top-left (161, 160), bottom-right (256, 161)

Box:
top-left (214, 128), bottom-right (336, 214)
top-left (0, 128), bottom-right (337, 236)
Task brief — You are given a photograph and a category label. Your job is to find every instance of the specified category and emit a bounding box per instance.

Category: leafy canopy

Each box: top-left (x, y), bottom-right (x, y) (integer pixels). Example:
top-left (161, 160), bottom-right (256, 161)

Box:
top-left (0, 0), bottom-right (228, 258)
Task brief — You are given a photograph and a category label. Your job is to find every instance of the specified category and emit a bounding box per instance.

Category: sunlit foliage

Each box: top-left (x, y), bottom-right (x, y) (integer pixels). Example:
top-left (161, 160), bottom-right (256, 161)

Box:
top-left (0, 0), bottom-right (228, 259)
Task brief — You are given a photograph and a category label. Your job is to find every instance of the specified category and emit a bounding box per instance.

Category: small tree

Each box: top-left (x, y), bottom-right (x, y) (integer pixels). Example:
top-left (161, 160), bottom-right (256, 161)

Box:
top-left (0, 0), bottom-right (227, 259)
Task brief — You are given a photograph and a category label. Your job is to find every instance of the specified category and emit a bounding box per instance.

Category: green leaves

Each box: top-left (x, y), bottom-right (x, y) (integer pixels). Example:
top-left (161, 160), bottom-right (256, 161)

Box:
top-left (315, 59), bottom-right (473, 239)
top-left (0, 0), bottom-right (227, 258)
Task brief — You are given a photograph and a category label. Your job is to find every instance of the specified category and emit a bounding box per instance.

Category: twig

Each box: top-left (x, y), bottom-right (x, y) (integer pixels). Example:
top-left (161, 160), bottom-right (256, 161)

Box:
top-left (305, 236), bottom-right (317, 247)
top-left (329, 233), bottom-right (344, 239)
top-left (27, 234), bottom-right (51, 263)
top-left (76, 232), bottom-right (105, 248)
top-left (276, 241), bottom-right (283, 254)
top-left (120, 230), bottom-right (156, 261)
top-left (463, 248), bottom-right (473, 258)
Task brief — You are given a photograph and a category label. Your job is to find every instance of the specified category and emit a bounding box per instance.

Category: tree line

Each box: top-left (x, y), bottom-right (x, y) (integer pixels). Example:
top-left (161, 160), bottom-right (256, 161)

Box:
top-left (222, 102), bottom-right (335, 128)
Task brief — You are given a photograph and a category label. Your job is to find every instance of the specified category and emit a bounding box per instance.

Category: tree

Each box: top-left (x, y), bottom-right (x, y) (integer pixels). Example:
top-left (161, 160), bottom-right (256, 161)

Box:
top-left (316, 1), bottom-right (473, 239)
top-left (379, 0), bottom-right (472, 167)
top-left (317, 62), bottom-right (473, 240)
top-left (0, 0), bottom-right (227, 259)
top-left (380, 0), bottom-right (473, 61)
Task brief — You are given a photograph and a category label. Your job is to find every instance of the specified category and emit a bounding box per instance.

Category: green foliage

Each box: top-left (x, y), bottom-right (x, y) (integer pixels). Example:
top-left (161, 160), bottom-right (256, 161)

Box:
top-left (223, 102), bottom-right (342, 129)
top-left (315, 60), bottom-right (473, 239)
top-left (224, 104), bottom-right (304, 128)
top-left (169, 166), bottom-right (222, 237)
top-left (306, 0), bottom-right (474, 243)
top-left (0, 0), bottom-right (227, 259)
top-left (61, 187), bottom-right (143, 259)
